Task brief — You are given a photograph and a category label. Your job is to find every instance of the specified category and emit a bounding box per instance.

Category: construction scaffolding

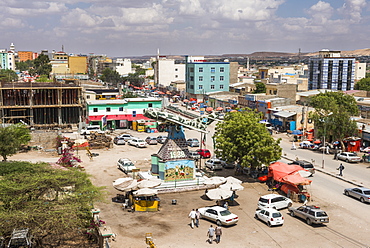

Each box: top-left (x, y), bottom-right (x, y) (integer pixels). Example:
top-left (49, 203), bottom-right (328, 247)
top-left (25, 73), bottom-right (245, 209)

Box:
top-left (0, 81), bottom-right (84, 128)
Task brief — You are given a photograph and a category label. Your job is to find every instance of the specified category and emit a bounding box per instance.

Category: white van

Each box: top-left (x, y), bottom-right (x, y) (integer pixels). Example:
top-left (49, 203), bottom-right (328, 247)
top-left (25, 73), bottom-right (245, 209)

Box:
top-left (80, 125), bottom-right (105, 135)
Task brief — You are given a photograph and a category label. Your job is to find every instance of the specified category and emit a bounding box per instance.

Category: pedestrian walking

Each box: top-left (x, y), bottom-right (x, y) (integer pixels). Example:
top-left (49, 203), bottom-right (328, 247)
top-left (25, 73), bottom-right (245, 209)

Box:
top-left (215, 225), bottom-right (222, 244)
top-left (207, 225), bottom-right (215, 244)
top-left (337, 163), bottom-right (345, 176)
top-left (189, 209), bottom-right (196, 229)
top-left (195, 209), bottom-right (200, 228)
top-left (291, 142), bottom-right (296, 150)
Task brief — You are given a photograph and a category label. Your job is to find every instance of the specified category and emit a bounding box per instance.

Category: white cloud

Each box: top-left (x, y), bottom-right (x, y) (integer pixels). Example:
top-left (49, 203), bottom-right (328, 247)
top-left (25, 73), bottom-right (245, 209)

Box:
top-left (338, 0), bottom-right (367, 23)
top-left (0, 18), bottom-right (25, 28)
top-left (306, 1), bottom-right (334, 24)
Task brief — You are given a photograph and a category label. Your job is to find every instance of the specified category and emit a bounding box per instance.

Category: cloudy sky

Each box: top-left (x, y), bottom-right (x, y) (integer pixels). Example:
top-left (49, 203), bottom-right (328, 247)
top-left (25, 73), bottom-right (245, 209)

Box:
top-left (1, 0), bottom-right (369, 57)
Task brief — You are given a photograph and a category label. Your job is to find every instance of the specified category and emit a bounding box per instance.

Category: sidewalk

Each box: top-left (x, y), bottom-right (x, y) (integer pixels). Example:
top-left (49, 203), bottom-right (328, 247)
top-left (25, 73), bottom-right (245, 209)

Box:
top-left (274, 131), bottom-right (367, 188)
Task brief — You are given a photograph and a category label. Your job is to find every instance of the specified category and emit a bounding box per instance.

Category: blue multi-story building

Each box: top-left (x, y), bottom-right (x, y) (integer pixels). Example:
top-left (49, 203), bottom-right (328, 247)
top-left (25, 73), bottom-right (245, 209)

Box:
top-left (185, 56), bottom-right (230, 101)
top-left (308, 50), bottom-right (356, 91)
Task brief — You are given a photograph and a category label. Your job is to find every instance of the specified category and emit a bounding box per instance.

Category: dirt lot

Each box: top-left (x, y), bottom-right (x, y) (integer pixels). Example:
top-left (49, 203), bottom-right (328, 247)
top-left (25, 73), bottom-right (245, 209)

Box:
top-left (10, 129), bottom-right (370, 248)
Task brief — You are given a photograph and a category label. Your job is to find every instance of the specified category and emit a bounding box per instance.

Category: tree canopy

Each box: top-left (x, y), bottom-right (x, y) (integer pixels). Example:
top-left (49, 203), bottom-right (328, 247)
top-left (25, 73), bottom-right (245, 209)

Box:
top-left (99, 68), bottom-right (122, 86)
top-left (0, 161), bottom-right (104, 247)
top-left (252, 82), bottom-right (266, 93)
top-left (214, 110), bottom-right (281, 170)
top-left (32, 54), bottom-right (52, 77)
top-left (0, 69), bottom-right (18, 83)
top-left (308, 91), bottom-right (359, 142)
top-left (15, 60), bottom-right (34, 72)
top-left (0, 124), bottom-right (31, 161)
top-left (354, 77), bottom-right (370, 91)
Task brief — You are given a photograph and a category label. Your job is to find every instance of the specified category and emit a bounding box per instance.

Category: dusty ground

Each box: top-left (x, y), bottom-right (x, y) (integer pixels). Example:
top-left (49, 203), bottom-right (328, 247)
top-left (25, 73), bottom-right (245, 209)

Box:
top-left (10, 129), bottom-right (370, 248)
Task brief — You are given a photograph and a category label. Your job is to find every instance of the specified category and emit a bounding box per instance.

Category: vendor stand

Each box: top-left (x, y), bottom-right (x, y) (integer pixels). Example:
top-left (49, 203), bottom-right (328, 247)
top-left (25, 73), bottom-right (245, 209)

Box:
top-left (131, 188), bottom-right (160, 212)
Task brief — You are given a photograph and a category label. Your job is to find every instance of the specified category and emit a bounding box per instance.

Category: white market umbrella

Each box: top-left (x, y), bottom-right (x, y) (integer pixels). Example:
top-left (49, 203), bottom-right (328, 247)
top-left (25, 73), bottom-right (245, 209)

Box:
top-left (113, 178), bottom-right (138, 191)
top-left (206, 188), bottom-right (233, 200)
top-left (219, 182), bottom-right (244, 191)
top-left (203, 176), bottom-right (227, 186)
top-left (137, 178), bottom-right (162, 189)
top-left (133, 188), bottom-right (158, 197)
top-left (225, 176), bottom-right (242, 185)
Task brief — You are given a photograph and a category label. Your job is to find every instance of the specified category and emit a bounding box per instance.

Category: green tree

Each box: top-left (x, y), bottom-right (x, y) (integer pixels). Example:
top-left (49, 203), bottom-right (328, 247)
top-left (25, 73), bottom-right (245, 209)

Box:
top-left (308, 91), bottom-right (359, 144)
top-left (252, 82), bottom-right (266, 93)
top-left (99, 68), bottom-right (122, 85)
top-left (33, 54), bottom-right (52, 77)
top-left (354, 77), bottom-right (370, 91)
top-left (0, 124), bottom-right (31, 161)
top-left (0, 69), bottom-right (18, 83)
top-left (214, 110), bottom-right (282, 170)
top-left (15, 60), bottom-right (34, 72)
top-left (0, 161), bottom-right (104, 247)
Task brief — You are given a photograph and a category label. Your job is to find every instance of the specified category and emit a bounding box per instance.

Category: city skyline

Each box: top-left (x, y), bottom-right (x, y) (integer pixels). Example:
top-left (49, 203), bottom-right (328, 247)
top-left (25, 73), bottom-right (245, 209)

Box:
top-left (0, 0), bottom-right (369, 57)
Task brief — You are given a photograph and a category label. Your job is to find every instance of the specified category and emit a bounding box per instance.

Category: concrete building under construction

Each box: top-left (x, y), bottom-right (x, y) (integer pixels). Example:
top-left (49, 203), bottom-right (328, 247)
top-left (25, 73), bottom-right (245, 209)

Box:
top-left (0, 81), bottom-right (83, 128)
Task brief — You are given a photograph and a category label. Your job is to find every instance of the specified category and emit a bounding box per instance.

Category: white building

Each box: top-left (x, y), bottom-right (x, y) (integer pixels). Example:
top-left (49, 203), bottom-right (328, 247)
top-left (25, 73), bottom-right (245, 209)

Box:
top-left (355, 62), bottom-right (366, 81)
top-left (154, 58), bottom-right (185, 87)
top-left (115, 58), bottom-right (132, 76)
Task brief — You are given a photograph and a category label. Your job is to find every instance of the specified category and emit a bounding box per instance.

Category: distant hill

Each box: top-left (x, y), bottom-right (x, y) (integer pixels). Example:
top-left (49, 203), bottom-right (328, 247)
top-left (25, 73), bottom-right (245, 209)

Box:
top-left (129, 48), bottom-right (370, 61)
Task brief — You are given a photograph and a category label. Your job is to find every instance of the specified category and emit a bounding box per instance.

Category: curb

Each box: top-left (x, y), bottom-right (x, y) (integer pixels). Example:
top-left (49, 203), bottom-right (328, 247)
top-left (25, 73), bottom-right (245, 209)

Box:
top-left (282, 156), bottom-right (364, 188)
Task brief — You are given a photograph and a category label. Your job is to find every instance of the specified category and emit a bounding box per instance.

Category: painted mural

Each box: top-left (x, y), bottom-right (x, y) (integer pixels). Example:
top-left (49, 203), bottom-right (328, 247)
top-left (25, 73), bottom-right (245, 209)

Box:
top-left (165, 159), bottom-right (195, 182)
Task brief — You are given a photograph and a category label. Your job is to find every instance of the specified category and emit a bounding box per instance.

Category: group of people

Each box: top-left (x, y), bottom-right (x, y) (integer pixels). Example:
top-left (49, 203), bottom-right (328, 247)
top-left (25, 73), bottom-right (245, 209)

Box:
top-left (188, 209), bottom-right (223, 244)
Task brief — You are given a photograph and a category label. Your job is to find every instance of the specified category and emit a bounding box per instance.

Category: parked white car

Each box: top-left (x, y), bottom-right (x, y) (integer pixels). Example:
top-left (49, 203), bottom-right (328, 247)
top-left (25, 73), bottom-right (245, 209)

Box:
top-left (337, 152), bottom-right (362, 163)
top-left (205, 159), bottom-right (223, 170)
top-left (198, 206), bottom-right (239, 226)
top-left (128, 138), bottom-right (147, 148)
top-left (117, 158), bottom-right (137, 173)
top-left (258, 194), bottom-right (293, 210)
top-left (255, 208), bottom-right (284, 227)
top-left (80, 125), bottom-right (105, 135)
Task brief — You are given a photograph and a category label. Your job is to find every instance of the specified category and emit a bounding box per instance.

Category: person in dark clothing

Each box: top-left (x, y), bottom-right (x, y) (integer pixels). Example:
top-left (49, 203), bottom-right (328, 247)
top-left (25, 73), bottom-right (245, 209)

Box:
top-left (338, 163), bottom-right (345, 176)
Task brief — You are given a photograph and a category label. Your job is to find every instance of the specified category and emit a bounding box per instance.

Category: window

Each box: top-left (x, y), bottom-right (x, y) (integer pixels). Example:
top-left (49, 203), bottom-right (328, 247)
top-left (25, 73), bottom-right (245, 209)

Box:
top-left (220, 76), bottom-right (224, 81)
top-left (211, 67), bottom-right (215, 73)
top-left (190, 76), bottom-right (194, 81)
top-left (220, 85), bottom-right (224, 89)
top-left (190, 85), bottom-right (194, 89)
top-left (119, 107), bottom-right (123, 111)
top-left (175, 68), bottom-right (178, 71)
top-left (93, 108), bottom-right (98, 112)
top-left (220, 67), bottom-right (224, 72)
top-left (199, 76), bottom-right (203, 81)
top-left (148, 103), bottom-right (153, 108)
top-left (199, 85), bottom-right (203, 90)
top-left (211, 85), bottom-right (215, 89)
top-left (175, 75), bottom-right (178, 78)
top-left (86, 95), bottom-right (90, 99)
top-left (211, 76), bottom-right (215, 81)
top-left (190, 68), bottom-right (194, 72)
top-left (199, 67), bottom-right (203, 72)
top-left (106, 107), bottom-right (111, 112)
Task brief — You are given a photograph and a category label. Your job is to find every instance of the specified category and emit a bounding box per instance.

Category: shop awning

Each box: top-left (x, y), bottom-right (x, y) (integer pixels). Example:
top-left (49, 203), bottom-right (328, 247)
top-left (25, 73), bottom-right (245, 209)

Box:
top-left (273, 111), bottom-right (296, 118)
top-left (89, 114), bottom-right (151, 121)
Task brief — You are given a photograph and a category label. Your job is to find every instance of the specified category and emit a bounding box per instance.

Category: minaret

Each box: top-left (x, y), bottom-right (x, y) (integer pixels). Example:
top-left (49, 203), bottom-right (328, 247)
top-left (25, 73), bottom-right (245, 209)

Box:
top-left (10, 43), bottom-right (15, 52)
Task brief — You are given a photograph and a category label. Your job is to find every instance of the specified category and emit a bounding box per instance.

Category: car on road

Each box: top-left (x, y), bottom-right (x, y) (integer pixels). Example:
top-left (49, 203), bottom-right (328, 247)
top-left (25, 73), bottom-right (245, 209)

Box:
top-left (289, 160), bottom-right (315, 175)
top-left (188, 150), bottom-right (201, 160)
top-left (205, 159), bottom-right (223, 170)
top-left (288, 205), bottom-right (329, 225)
top-left (117, 134), bottom-right (134, 141)
top-left (198, 206), bottom-right (239, 226)
top-left (113, 136), bottom-right (126, 145)
top-left (258, 194), bottom-right (293, 210)
top-left (128, 138), bottom-right (147, 148)
top-left (255, 208), bottom-right (284, 227)
top-left (337, 152), bottom-right (362, 163)
top-left (187, 138), bottom-right (200, 147)
top-left (117, 158), bottom-right (137, 173)
top-left (344, 187), bottom-right (370, 203)
top-left (145, 136), bottom-right (158, 145)
top-left (157, 135), bottom-right (167, 144)
top-left (196, 149), bottom-right (211, 158)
